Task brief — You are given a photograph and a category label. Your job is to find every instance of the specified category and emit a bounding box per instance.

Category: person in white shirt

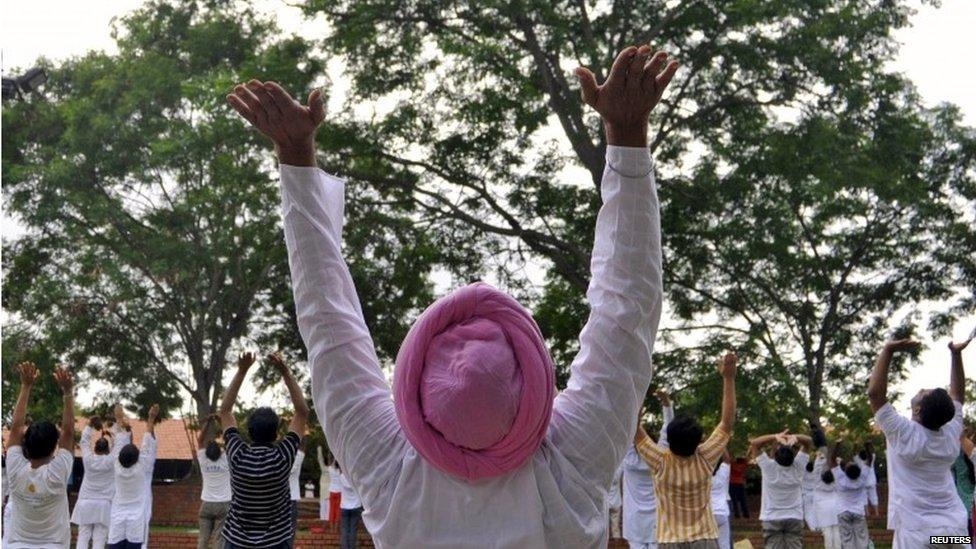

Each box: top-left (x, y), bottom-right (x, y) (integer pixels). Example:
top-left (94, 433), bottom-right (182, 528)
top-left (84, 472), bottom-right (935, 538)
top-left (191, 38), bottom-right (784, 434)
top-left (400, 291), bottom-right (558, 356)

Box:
top-left (73, 417), bottom-right (119, 548)
top-left (315, 445), bottom-right (336, 526)
top-left (196, 415), bottom-right (231, 549)
top-left (813, 453), bottom-right (842, 549)
top-left (226, 42), bottom-right (677, 549)
top-left (853, 443), bottom-right (878, 517)
top-left (108, 404), bottom-right (159, 549)
top-left (288, 440), bottom-right (306, 547)
top-left (868, 337), bottom-right (969, 549)
top-left (828, 441), bottom-right (870, 549)
top-left (622, 392), bottom-right (674, 549)
top-left (4, 362), bottom-right (75, 549)
top-left (609, 464), bottom-right (624, 539)
top-left (711, 451), bottom-right (733, 549)
top-left (748, 430), bottom-right (813, 549)
top-left (338, 469), bottom-right (363, 549)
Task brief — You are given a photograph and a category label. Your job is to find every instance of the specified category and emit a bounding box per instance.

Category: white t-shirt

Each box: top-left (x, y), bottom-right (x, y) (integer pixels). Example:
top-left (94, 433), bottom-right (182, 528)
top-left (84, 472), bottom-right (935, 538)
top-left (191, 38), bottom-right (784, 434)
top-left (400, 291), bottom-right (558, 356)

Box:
top-left (5, 446), bottom-right (73, 548)
top-left (812, 455), bottom-right (839, 529)
top-left (711, 463), bottom-right (731, 517)
top-left (327, 465), bottom-right (343, 493)
top-left (339, 472), bottom-right (361, 509)
top-left (875, 401), bottom-right (966, 531)
top-left (78, 427), bottom-right (115, 502)
top-left (832, 466), bottom-right (867, 516)
top-left (197, 449), bottom-right (232, 503)
top-left (757, 451), bottom-right (809, 521)
top-left (853, 455), bottom-right (877, 488)
top-left (289, 450), bottom-right (305, 501)
top-left (112, 434), bottom-right (156, 520)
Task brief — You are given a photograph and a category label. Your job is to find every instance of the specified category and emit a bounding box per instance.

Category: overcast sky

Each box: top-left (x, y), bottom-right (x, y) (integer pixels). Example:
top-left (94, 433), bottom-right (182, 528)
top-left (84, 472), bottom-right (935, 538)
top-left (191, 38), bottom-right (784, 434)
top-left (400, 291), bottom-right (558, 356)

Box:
top-left (2, 0), bottom-right (974, 416)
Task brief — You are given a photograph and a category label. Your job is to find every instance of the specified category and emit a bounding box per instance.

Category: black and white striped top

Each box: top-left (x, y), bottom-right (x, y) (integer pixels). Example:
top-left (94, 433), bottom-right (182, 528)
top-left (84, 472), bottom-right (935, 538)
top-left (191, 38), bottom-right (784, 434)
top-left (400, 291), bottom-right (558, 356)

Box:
top-left (221, 427), bottom-right (300, 548)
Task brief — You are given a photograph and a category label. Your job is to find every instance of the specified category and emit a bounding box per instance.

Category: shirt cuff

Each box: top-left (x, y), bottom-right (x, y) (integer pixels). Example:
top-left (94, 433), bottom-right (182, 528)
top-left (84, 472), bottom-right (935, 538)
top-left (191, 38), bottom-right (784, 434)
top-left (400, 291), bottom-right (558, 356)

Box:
top-left (606, 145), bottom-right (653, 179)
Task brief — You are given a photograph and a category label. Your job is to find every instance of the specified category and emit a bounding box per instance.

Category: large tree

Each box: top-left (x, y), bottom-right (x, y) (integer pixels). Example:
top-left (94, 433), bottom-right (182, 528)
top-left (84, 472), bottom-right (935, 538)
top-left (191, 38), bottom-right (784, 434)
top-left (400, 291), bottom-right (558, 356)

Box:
top-left (2, 0), bottom-right (440, 419)
top-left (304, 0), bottom-right (976, 428)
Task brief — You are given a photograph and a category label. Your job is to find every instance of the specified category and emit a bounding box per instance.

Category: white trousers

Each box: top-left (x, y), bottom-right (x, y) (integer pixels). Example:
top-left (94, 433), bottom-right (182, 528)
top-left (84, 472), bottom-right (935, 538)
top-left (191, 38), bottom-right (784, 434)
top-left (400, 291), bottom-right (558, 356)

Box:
top-left (715, 513), bottom-right (731, 549)
top-left (821, 524), bottom-right (842, 549)
top-left (77, 523), bottom-right (108, 549)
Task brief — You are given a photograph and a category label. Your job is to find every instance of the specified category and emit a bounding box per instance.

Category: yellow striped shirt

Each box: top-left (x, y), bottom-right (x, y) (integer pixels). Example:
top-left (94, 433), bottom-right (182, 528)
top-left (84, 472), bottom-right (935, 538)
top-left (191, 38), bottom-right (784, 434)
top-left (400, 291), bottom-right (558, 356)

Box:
top-left (636, 426), bottom-right (731, 543)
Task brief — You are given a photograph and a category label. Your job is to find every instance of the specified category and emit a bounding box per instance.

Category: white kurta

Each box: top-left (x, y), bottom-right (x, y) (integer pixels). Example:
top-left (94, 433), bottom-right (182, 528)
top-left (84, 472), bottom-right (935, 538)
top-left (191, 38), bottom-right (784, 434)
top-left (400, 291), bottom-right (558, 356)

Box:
top-left (316, 447), bottom-right (331, 519)
top-left (289, 450), bottom-right (305, 501)
top-left (4, 446), bottom-right (73, 548)
top-left (108, 431), bottom-right (156, 544)
top-left (281, 145), bottom-right (663, 548)
top-left (622, 404), bottom-right (673, 546)
top-left (71, 426), bottom-right (116, 527)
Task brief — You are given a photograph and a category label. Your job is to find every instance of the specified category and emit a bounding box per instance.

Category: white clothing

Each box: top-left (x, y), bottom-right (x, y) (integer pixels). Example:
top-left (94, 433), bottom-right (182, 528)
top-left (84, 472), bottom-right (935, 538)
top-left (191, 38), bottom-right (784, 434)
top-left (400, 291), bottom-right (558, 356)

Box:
top-left (108, 432), bottom-right (156, 544)
top-left (338, 472), bottom-right (362, 509)
top-left (316, 446), bottom-right (332, 519)
top-left (875, 401), bottom-right (966, 532)
top-left (832, 466), bottom-right (868, 516)
top-left (628, 543), bottom-right (655, 549)
top-left (757, 450), bottom-right (809, 521)
top-left (198, 448), bottom-right (232, 503)
top-left (801, 459), bottom-right (818, 528)
top-left (622, 404), bottom-right (673, 545)
top-left (711, 463), bottom-right (731, 517)
top-left (289, 449), bottom-right (305, 501)
top-left (821, 524), bottom-right (842, 549)
top-left (4, 446), bottom-right (73, 548)
top-left (715, 513), bottom-right (731, 549)
top-left (893, 527), bottom-right (968, 548)
top-left (76, 522), bottom-right (108, 549)
top-left (327, 465), bottom-right (343, 493)
top-left (72, 426), bottom-right (116, 527)
top-left (609, 465), bottom-right (623, 509)
top-left (282, 145), bottom-right (663, 548)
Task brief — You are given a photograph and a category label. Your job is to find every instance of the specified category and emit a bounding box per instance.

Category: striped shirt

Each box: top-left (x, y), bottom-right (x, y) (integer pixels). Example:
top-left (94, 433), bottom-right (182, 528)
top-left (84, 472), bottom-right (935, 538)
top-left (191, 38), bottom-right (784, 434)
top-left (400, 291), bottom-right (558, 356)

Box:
top-left (222, 427), bottom-right (300, 548)
top-left (636, 426), bottom-right (730, 543)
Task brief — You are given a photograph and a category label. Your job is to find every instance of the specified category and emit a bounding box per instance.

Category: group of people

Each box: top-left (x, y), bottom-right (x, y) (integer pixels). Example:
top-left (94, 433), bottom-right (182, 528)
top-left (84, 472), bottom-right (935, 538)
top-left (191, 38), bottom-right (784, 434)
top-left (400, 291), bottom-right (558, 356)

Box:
top-left (2, 41), bottom-right (973, 549)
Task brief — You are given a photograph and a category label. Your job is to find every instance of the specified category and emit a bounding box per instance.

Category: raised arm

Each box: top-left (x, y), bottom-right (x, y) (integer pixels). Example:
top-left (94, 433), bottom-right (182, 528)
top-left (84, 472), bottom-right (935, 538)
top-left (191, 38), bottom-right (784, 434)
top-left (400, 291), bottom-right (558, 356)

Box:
top-left (657, 390), bottom-right (675, 449)
top-left (269, 352), bottom-right (309, 436)
top-left (53, 367), bottom-right (75, 452)
top-left (718, 352), bottom-right (737, 434)
top-left (316, 445), bottom-right (326, 469)
top-left (81, 419), bottom-right (99, 459)
top-left (197, 415), bottom-right (215, 449)
top-left (146, 404), bottom-right (159, 438)
top-left (548, 45), bottom-right (679, 485)
top-left (228, 82), bottom-right (403, 500)
top-left (948, 338), bottom-right (970, 404)
top-left (868, 339), bottom-right (920, 413)
top-left (220, 353), bottom-right (255, 431)
top-left (7, 362), bottom-right (39, 447)
top-left (794, 434), bottom-right (814, 452)
top-left (747, 432), bottom-right (782, 460)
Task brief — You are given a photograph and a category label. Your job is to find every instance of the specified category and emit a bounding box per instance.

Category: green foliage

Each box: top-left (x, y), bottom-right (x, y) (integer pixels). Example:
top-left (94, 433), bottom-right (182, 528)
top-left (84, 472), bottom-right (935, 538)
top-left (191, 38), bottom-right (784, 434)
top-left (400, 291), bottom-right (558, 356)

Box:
top-left (304, 0), bottom-right (976, 437)
top-left (1, 327), bottom-right (65, 425)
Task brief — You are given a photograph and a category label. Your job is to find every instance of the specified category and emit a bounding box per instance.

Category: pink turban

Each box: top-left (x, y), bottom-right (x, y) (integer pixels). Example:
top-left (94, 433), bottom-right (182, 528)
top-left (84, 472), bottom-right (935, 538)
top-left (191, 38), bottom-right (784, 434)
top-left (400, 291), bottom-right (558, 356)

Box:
top-left (393, 282), bottom-right (555, 480)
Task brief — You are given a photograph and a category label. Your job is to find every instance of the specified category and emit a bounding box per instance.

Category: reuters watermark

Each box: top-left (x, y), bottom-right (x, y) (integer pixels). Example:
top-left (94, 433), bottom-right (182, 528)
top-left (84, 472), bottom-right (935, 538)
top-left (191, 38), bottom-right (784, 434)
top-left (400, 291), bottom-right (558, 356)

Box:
top-left (930, 536), bottom-right (973, 545)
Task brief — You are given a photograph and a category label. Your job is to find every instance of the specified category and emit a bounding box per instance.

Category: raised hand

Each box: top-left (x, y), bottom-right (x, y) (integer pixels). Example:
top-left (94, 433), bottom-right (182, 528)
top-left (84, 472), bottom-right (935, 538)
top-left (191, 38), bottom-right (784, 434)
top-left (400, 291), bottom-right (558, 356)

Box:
top-left (237, 352), bottom-right (257, 372)
top-left (17, 362), bottom-right (39, 386)
top-left (884, 338), bottom-right (920, 353)
top-left (718, 351), bottom-right (737, 379)
top-left (654, 389), bottom-right (671, 407)
top-left (949, 338), bottom-right (971, 354)
top-left (268, 351), bottom-right (289, 374)
top-left (148, 404), bottom-right (160, 424)
top-left (576, 45), bottom-right (679, 146)
top-left (226, 80), bottom-right (325, 166)
top-left (53, 366), bottom-right (74, 394)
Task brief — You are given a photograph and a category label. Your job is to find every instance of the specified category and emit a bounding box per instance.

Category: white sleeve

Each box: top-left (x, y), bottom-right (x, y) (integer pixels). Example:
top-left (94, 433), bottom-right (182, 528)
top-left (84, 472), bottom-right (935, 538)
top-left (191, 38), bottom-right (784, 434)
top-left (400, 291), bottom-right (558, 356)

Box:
top-left (659, 403), bottom-right (675, 449)
top-left (279, 166), bottom-right (406, 506)
top-left (140, 433), bottom-right (158, 475)
top-left (548, 146), bottom-right (663, 489)
top-left (113, 429), bottom-right (132, 458)
top-left (80, 426), bottom-right (94, 461)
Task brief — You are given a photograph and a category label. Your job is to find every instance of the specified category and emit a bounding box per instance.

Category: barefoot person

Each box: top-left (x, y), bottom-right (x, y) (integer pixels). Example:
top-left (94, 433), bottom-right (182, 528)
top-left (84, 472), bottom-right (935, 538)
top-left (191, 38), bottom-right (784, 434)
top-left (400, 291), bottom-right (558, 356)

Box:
top-left (4, 362), bottom-right (75, 548)
top-left (73, 417), bottom-right (118, 549)
top-left (867, 337), bottom-right (969, 548)
top-left (219, 352), bottom-right (308, 549)
top-left (633, 351), bottom-right (738, 548)
top-left (108, 403), bottom-right (159, 549)
top-left (197, 415), bottom-right (231, 549)
top-left (227, 43), bottom-right (676, 548)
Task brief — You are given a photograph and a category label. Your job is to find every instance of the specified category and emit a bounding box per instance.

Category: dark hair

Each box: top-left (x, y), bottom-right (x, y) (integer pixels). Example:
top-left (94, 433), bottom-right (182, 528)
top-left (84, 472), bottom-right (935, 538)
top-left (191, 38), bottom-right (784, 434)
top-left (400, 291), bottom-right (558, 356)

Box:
top-left (821, 470), bottom-right (835, 484)
top-left (205, 441), bottom-right (222, 461)
top-left (918, 388), bottom-right (955, 431)
top-left (94, 437), bottom-right (111, 455)
top-left (23, 421), bottom-right (59, 459)
top-left (665, 414), bottom-right (703, 457)
top-left (91, 417), bottom-right (103, 431)
top-left (118, 444), bottom-right (140, 468)
top-left (811, 429), bottom-right (827, 449)
top-left (247, 407), bottom-right (280, 445)
top-left (844, 463), bottom-right (861, 480)
top-left (774, 445), bottom-right (796, 467)
top-left (805, 461), bottom-right (815, 472)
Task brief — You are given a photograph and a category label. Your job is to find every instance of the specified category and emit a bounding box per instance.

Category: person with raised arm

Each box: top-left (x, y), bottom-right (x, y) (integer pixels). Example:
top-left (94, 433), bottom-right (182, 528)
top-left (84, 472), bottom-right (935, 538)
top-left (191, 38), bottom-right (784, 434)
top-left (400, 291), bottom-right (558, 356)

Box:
top-left (633, 351), bottom-right (737, 548)
top-left (196, 414), bottom-right (231, 549)
top-left (747, 429), bottom-right (813, 548)
top-left (219, 352), bottom-right (308, 549)
top-left (867, 337), bottom-right (969, 548)
top-left (622, 389), bottom-right (675, 549)
top-left (227, 42), bottom-right (676, 548)
top-left (107, 403), bottom-right (158, 549)
top-left (315, 444), bottom-right (340, 529)
top-left (827, 440), bottom-right (871, 549)
top-left (710, 450), bottom-right (733, 549)
top-left (4, 363), bottom-right (75, 548)
top-left (72, 416), bottom-right (119, 549)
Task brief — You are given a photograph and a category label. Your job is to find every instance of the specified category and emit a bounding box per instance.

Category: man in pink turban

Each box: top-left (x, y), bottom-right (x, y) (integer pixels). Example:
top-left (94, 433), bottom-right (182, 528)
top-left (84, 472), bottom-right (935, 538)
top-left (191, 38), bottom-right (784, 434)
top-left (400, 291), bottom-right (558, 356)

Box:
top-left (228, 44), bottom-right (677, 548)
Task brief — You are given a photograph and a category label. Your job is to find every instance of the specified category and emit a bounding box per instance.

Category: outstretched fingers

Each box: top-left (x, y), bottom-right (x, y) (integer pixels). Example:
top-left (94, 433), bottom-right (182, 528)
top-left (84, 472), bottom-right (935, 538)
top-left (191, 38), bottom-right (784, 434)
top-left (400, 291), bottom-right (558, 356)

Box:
top-left (607, 46), bottom-right (638, 89)
top-left (230, 84), bottom-right (269, 128)
top-left (307, 88), bottom-right (326, 125)
top-left (575, 67), bottom-right (600, 107)
top-left (626, 45), bottom-right (652, 92)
